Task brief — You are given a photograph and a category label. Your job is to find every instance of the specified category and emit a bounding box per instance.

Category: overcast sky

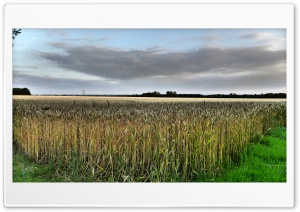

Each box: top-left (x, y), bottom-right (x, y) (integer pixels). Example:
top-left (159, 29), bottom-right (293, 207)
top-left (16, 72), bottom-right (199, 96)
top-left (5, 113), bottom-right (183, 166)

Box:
top-left (12, 29), bottom-right (286, 95)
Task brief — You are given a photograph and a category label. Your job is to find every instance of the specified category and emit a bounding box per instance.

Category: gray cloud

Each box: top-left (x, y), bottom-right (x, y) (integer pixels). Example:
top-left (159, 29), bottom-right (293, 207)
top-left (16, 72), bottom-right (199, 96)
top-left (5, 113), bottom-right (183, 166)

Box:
top-left (14, 58), bottom-right (286, 95)
top-left (13, 71), bottom-right (119, 94)
top-left (46, 29), bottom-right (69, 37)
top-left (240, 32), bottom-right (277, 40)
top-left (174, 34), bottom-right (220, 42)
top-left (240, 32), bottom-right (286, 51)
top-left (61, 38), bottom-right (108, 42)
top-left (127, 66), bottom-right (286, 95)
top-left (47, 42), bottom-right (72, 49)
top-left (174, 70), bottom-right (286, 93)
top-left (241, 33), bottom-right (264, 40)
top-left (14, 65), bottom-right (39, 69)
top-left (35, 44), bottom-right (286, 81)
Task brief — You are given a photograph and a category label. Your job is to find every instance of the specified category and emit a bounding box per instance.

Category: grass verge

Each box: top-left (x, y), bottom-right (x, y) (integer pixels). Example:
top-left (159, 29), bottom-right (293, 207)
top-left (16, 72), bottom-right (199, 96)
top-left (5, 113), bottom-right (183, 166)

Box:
top-left (13, 153), bottom-right (57, 182)
top-left (215, 126), bottom-right (286, 182)
top-left (13, 127), bottom-right (286, 182)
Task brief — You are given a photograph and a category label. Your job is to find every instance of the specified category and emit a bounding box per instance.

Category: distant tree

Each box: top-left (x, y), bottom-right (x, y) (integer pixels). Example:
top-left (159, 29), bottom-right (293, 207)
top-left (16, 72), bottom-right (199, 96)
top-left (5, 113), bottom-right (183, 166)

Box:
top-left (166, 91), bottom-right (177, 96)
top-left (13, 88), bottom-right (31, 95)
top-left (12, 28), bottom-right (21, 47)
top-left (153, 91), bottom-right (160, 96)
top-left (141, 91), bottom-right (161, 97)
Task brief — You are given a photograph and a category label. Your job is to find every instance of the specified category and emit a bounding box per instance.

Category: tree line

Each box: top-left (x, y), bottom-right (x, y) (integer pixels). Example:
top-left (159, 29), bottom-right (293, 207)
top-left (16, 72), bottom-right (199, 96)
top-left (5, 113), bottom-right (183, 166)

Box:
top-left (141, 91), bottom-right (177, 97)
top-left (140, 91), bottom-right (286, 98)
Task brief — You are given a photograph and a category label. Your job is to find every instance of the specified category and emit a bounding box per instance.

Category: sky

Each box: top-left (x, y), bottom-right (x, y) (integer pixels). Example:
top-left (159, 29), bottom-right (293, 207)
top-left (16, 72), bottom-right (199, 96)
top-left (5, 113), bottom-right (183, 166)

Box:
top-left (12, 28), bottom-right (286, 95)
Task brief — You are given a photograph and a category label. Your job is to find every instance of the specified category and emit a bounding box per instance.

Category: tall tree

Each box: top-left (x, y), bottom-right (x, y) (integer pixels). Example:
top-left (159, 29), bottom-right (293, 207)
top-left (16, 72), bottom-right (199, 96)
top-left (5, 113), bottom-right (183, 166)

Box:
top-left (12, 28), bottom-right (21, 46)
top-left (13, 88), bottom-right (31, 95)
top-left (166, 91), bottom-right (177, 97)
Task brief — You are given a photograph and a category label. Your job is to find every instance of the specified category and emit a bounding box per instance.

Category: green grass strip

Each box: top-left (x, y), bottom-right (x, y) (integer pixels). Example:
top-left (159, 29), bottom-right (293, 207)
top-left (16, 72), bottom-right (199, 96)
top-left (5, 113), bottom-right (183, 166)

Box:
top-left (13, 154), bottom-right (60, 182)
top-left (215, 127), bottom-right (286, 182)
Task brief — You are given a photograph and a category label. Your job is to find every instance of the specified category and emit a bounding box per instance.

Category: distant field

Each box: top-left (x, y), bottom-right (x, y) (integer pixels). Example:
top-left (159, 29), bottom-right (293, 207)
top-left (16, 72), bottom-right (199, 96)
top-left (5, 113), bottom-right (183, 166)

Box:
top-left (13, 95), bottom-right (286, 102)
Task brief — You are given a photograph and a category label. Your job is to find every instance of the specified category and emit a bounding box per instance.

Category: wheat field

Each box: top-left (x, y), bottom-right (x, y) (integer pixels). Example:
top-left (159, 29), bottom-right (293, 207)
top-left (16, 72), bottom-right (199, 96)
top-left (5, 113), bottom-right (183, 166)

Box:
top-left (13, 96), bottom-right (286, 182)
